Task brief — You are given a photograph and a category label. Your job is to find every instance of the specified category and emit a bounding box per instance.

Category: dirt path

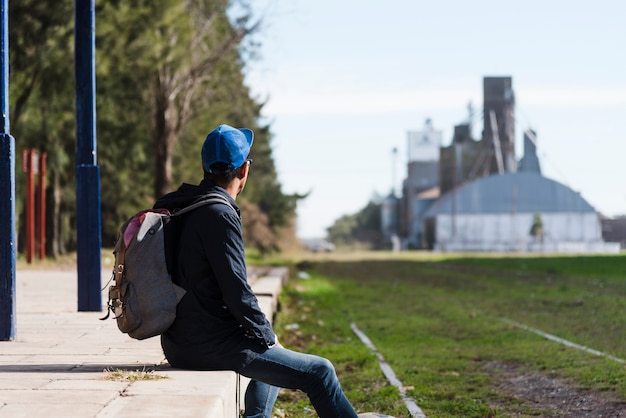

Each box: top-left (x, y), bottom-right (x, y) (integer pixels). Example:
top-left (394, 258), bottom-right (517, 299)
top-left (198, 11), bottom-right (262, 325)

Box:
top-left (484, 361), bottom-right (626, 417)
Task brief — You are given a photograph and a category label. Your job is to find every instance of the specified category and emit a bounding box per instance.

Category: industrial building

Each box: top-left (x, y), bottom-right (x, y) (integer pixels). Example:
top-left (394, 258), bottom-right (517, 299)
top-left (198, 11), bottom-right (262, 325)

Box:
top-left (387, 76), bottom-right (619, 253)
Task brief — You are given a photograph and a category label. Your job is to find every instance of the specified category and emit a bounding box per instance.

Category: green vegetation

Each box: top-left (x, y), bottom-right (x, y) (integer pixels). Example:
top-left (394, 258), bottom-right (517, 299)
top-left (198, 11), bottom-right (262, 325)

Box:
top-left (10, 0), bottom-right (299, 256)
top-left (272, 252), bottom-right (626, 417)
top-left (102, 366), bottom-right (168, 382)
top-left (327, 200), bottom-right (384, 249)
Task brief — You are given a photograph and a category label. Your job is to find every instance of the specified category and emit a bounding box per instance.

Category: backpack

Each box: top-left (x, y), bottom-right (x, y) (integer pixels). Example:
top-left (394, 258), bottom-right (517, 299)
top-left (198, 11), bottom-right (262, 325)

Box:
top-left (101, 193), bottom-right (235, 340)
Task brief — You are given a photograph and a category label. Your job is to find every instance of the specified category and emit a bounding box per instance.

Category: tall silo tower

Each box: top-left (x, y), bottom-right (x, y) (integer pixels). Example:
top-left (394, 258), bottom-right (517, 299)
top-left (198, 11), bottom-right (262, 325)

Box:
top-left (404, 119), bottom-right (442, 247)
top-left (482, 77), bottom-right (517, 175)
top-left (518, 129), bottom-right (542, 174)
top-left (406, 118), bottom-right (441, 195)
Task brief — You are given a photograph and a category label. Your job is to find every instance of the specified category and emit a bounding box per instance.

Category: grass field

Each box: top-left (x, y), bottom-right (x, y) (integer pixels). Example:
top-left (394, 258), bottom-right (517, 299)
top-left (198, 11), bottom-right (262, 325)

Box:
top-left (268, 252), bottom-right (626, 417)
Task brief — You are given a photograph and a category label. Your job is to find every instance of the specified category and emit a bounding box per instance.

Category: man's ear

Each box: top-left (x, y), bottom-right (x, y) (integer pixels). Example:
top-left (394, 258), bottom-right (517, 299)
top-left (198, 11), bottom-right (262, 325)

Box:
top-left (238, 161), bottom-right (249, 179)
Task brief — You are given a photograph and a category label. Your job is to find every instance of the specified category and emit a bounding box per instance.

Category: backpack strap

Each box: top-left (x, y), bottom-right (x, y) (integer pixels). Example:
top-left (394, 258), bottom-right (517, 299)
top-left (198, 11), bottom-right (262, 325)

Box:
top-left (100, 235), bottom-right (127, 321)
top-left (164, 193), bottom-right (237, 287)
top-left (171, 192), bottom-right (236, 217)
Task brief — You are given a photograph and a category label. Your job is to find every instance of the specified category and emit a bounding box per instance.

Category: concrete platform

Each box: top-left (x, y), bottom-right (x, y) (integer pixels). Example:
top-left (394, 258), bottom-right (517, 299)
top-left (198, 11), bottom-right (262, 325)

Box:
top-left (0, 266), bottom-right (287, 417)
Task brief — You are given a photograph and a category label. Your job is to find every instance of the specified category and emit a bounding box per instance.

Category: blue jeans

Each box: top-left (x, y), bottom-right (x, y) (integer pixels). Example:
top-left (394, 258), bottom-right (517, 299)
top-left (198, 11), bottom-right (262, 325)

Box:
top-left (239, 346), bottom-right (358, 418)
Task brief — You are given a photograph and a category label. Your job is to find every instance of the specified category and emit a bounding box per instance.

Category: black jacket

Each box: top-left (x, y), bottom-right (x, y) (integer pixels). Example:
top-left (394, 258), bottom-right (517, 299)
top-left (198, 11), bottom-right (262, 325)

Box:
top-left (154, 180), bottom-right (275, 371)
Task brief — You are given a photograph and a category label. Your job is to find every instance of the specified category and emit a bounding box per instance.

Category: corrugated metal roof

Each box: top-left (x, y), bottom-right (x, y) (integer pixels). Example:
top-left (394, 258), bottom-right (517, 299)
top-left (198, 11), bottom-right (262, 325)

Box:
top-left (424, 172), bottom-right (596, 216)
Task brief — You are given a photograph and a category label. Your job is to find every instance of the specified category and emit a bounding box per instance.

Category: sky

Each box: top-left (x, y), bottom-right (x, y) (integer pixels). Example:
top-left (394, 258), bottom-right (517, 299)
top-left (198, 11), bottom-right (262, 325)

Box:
top-left (244, 0), bottom-right (626, 239)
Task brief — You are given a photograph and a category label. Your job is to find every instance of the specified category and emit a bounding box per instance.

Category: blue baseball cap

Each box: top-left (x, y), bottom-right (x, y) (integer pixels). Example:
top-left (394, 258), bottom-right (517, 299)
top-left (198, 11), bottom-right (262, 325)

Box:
top-left (201, 124), bottom-right (254, 173)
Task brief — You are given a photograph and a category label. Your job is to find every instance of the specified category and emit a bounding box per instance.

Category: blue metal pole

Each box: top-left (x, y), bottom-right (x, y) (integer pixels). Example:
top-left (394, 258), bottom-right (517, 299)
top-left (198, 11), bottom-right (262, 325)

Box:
top-left (0, 0), bottom-right (16, 340)
top-left (75, 0), bottom-right (102, 311)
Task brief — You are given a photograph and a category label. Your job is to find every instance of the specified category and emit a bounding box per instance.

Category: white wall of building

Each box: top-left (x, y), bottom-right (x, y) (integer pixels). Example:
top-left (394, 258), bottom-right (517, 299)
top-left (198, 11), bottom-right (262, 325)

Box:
top-left (431, 212), bottom-right (619, 253)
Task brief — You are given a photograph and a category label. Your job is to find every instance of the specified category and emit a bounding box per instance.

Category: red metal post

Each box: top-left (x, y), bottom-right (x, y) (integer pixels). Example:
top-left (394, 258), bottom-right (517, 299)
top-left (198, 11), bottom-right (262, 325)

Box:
top-left (37, 152), bottom-right (47, 260)
top-left (23, 149), bottom-right (35, 264)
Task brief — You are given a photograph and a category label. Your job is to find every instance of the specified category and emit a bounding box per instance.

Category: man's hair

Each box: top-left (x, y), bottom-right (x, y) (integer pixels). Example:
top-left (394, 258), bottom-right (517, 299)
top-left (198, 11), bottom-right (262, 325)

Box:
top-left (204, 162), bottom-right (245, 183)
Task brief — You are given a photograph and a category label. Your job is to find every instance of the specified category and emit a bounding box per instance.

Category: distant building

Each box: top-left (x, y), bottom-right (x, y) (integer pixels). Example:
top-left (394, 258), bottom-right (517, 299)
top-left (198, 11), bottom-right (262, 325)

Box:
top-left (389, 75), bottom-right (619, 253)
top-left (439, 77), bottom-right (517, 195)
top-left (422, 172), bottom-right (618, 253)
top-left (439, 123), bottom-right (482, 195)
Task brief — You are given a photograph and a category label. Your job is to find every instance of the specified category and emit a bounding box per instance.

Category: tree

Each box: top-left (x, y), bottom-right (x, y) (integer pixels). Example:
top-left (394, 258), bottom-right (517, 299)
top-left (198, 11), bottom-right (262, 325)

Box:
top-left (96, 0), bottom-right (301, 251)
top-left (97, 0), bottom-right (258, 198)
top-left (327, 214), bottom-right (357, 246)
top-left (327, 200), bottom-right (383, 248)
top-left (9, 0), bottom-right (301, 255)
top-left (9, 1), bottom-right (77, 256)
top-left (530, 213), bottom-right (544, 243)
